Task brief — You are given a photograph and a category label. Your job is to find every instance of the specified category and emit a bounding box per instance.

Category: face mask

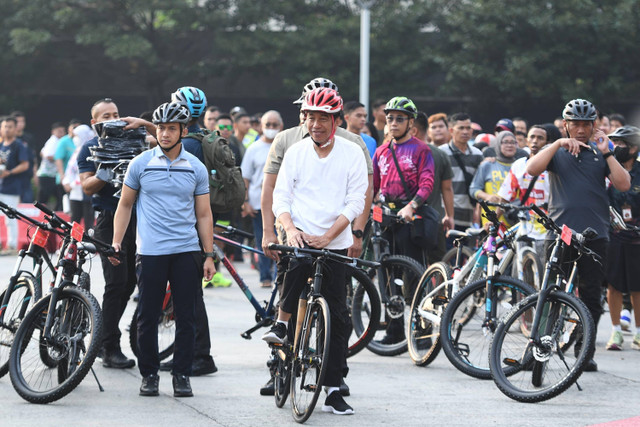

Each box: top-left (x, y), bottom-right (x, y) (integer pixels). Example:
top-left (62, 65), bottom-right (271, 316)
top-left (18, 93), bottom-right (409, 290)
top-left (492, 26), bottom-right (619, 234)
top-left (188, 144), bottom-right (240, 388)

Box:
top-left (263, 128), bottom-right (279, 140)
top-left (614, 145), bottom-right (634, 163)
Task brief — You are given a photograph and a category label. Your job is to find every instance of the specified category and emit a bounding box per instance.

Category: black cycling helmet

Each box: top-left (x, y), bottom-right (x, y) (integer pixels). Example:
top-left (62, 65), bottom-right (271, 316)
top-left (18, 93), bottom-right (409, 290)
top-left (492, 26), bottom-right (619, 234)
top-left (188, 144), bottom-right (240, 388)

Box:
top-left (562, 99), bottom-right (597, 121)
top-left (171, 87), bottom-right (207, 118)
top-left (152, 102), bottom-right (191, 125)
top-left (384, 96), bottom-right (418, 119)
top-left (608, 125), bottom-right (640, 148)
top-left (293, 77), bottom-right (339, 105)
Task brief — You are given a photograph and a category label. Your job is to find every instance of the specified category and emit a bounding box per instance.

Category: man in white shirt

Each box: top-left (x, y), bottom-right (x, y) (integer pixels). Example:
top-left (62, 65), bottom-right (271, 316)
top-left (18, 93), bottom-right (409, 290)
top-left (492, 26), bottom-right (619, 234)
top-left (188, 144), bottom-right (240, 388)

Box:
top-left (263, 87), bottom-right (367, 415)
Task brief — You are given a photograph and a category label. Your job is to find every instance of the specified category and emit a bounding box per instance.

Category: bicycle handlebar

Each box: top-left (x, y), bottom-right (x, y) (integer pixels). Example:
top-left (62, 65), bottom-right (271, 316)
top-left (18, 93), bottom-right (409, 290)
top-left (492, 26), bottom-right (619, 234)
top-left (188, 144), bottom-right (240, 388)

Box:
top-left (528, 204), bottom-right (602, 262)
top-left (482, 200), bottom-right (535, 212)
top-left (267, 243), bottom-right (380, 268)
top-left (214, 222), bottom-right (254, 239)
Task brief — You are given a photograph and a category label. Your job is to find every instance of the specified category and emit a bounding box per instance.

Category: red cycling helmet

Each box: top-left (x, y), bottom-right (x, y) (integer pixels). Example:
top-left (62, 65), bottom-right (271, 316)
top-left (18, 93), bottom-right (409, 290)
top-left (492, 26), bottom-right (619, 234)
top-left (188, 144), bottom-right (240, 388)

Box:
top-left (301, 88), bottom-right (343, 114)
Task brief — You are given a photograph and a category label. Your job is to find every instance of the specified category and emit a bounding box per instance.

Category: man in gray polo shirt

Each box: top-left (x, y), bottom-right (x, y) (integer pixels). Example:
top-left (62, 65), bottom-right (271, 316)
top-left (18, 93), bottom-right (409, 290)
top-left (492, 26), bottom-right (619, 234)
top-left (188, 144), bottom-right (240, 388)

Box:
top-left (526, 98), bottom-right (630, 371)
top-left (112, 102), bottom-right (215, 397)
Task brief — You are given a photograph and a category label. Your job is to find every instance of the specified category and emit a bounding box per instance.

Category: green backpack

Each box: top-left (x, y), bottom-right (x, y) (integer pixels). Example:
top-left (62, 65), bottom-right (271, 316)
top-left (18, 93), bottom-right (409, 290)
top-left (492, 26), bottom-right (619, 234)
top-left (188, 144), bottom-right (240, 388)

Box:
top-left (187, 130), bottom-right (246, 213)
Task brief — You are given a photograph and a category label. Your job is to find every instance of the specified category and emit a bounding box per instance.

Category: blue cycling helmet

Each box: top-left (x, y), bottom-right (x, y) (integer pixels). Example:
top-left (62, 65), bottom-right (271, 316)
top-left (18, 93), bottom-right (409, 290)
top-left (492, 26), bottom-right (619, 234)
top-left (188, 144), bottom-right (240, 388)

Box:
top-left (171, 86), bottom-right (207, 118)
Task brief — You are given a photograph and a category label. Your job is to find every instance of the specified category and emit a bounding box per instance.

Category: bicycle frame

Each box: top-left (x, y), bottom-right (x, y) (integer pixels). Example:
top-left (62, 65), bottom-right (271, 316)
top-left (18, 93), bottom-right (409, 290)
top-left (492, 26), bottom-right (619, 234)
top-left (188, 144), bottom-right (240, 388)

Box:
top-left (212, 233), bottom-right (279, 339)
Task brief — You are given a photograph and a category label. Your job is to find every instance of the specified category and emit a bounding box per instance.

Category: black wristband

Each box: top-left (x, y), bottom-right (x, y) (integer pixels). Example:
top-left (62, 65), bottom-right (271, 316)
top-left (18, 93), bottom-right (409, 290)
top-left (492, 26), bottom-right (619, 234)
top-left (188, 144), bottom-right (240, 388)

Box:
top-left (603, 151), bottom-right (614, 159)
top-left (203, 252), bottom-right (215, 259)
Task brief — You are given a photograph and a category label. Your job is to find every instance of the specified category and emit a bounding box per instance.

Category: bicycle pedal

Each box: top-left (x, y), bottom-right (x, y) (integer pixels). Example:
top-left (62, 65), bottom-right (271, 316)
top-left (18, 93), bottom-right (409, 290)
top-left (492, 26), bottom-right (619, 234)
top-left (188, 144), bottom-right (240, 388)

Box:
top-left (503, 357), bottom-right (521, 368)
top-left (432, 295), bottom-right (448, 306)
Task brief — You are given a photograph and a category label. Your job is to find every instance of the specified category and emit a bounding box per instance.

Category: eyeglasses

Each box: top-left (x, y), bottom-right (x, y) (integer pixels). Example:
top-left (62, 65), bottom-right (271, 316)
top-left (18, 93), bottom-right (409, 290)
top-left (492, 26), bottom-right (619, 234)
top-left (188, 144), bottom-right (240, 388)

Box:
top-left (386, 115), bottom-right (407, 124)
top-left (264, 122), bottom-right (280, 129)
top-left (218, 124), bottom-right (233, 131)
top-left (502, 139), bottom-right (517, 145)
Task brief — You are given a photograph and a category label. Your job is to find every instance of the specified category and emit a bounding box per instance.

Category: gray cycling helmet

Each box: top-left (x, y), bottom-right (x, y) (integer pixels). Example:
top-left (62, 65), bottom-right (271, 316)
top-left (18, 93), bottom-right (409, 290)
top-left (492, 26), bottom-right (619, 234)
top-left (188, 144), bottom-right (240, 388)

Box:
top-left (562, 99), bottom-right (597, 121)
top-left (608, 125), bottom-right (640, 148)
top-left (152, 102), bottom-right (191, 125)
top-left (293, 77), bottom-right (339, 105)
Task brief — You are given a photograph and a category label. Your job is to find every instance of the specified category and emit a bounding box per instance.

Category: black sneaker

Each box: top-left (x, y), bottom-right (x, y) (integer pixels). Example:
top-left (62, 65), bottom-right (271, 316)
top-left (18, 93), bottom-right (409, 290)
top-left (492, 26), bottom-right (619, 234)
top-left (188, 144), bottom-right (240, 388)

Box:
top-left (192, 357), bottom-right (218, 376)
top-left (172, 374), bottom-right (193, 397)
top-left (103, 349), bottom-right (136, 369)
top-left (583, 359), bottom-right (598, 372)
top-left (140, 374), bottom-right (159, 396)
top-left (262, 322), bottom-right (287, 344)
top-left (322, 391), bottom-right (354, 415)
top-left (260, 378), bottom-right (275, 396)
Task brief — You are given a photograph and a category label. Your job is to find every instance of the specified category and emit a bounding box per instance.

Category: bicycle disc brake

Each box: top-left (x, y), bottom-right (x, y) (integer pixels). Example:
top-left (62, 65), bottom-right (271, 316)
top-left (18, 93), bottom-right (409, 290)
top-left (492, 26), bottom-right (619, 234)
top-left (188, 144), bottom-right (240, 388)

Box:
top-left (386, 295), bottom-right (405, 319)
top-left (533, 336), bottom-right (554, 362)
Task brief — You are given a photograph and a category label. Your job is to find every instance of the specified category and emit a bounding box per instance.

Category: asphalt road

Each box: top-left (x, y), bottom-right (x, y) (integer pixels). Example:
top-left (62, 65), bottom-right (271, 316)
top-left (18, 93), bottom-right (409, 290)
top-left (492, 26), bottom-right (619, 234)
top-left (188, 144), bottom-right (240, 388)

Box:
top-left (0, 252), bottom-right (639, 426)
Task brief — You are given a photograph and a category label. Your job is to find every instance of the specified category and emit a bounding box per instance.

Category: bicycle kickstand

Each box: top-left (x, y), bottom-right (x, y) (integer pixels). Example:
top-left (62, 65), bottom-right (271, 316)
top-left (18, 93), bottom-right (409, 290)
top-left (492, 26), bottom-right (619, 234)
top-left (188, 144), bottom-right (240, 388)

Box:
top-left (90, 366), bottom-right (105, 392)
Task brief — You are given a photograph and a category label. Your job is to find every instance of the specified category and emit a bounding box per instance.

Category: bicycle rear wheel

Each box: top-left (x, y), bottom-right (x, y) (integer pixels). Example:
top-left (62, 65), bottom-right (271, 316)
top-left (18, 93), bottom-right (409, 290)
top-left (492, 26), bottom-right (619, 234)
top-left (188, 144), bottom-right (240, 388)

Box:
top-left (346, 266), bottom-right (381, 358)
top-left (0, 274), bottom-right (37, 378)
top-left (291, 297), bottom-right (330, 423)
top-left (440, 276), bottom-right (534, 379)
top-left (129, 300), bottom-right (176, 361)
top-left (9, 287), bottom-right (102, 404)
top-left (273, 344), bottom-right (291, 408)
top-left (407, 262), bottom-right (452, 366)
top-left (366, 255), bottom-right (425, 357)
top-left (489, 291), bottom-right (595, 403)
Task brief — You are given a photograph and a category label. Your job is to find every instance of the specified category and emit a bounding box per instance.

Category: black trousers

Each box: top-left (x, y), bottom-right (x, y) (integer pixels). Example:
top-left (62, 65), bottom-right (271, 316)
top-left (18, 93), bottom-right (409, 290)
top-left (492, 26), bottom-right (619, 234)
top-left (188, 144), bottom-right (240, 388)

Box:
top-left (94, 210), bottom-right (137, 352)
top-left (544, 238), bottom-right (608, 331)
top-left (137, 252), bottom-right (201, 376)
top-left (280, 250), bottom-right (351, 387)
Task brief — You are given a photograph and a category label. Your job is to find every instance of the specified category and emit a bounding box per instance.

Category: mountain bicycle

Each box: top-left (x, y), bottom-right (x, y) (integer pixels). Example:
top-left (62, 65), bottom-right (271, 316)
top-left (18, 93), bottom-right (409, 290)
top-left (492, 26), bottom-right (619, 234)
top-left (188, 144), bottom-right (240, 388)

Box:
top-left (267, 243), bottom-right (379, 423)
top-left (356, 204), bottom-right (426, 356)
top-left (0, 201), bottom-right (64, 378)
top-left (436, 201), bottom-right (536, 378)
top-left (489, 204), bottom-right (597, 403)
top-left (9, 202), bottom-right (117, 404)
top-left (128, 224), bottom-right (380, 360)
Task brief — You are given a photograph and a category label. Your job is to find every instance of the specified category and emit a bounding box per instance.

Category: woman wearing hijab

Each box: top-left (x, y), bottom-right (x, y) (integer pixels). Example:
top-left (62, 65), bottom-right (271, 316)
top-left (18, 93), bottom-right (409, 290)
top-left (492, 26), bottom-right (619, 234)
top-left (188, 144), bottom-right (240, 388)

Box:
top-left (469, 131), bottom-right (518, 226)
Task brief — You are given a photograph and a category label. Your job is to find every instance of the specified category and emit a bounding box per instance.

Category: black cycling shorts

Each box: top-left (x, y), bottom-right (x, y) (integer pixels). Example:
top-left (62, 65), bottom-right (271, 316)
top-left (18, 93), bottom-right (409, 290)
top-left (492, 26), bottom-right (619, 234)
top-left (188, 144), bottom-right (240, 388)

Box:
top-left (606, 236), bottom-right (640, 293)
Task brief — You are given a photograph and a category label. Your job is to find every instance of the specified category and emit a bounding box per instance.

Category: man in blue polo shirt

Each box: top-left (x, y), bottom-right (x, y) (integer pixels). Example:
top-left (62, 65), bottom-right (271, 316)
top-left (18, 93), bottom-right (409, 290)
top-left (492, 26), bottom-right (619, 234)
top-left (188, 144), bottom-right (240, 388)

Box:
top-left (112, 102), bottom-right (215, 398)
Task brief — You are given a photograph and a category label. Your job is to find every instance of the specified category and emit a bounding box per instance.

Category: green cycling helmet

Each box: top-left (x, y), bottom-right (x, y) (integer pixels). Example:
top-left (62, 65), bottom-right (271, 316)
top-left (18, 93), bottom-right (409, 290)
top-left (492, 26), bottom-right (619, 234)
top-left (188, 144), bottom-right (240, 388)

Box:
top-left (384, 96), bottom-right (418, 119)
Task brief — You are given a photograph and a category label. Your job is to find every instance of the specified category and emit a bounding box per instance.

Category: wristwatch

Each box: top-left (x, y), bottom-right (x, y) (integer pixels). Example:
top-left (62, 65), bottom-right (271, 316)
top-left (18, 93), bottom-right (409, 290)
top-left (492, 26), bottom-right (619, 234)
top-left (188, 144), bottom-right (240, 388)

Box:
top-left (203, 252), bottom-right (216, 259)
top-left (352, 229), bottom-right (364, 239)
top-left (409, 200), bottom-right (419, 210)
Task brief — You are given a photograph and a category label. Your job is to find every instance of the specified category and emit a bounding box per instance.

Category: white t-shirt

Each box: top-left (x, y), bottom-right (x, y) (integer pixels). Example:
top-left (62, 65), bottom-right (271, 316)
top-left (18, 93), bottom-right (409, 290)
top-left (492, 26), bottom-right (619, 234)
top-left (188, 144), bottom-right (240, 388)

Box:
top-left (273, 136), bottom-right (368, 250)
top-left (240, 139), bottom-right (272, 210)
top-left (497, 156), bottom-right (550, 239)
top-left (37, 135), bottom-right (59, 178)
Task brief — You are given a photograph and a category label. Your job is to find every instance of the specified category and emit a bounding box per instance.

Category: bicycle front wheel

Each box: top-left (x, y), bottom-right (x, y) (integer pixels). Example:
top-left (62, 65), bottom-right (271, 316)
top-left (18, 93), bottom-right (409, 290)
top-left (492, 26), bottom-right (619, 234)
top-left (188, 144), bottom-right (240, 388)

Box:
top-left (366, 255), bottom-right (425, 357)
top-left (489, 291), bottom-right (595, 403)
top-left (407, 262), bottom-right (453, 366)
top-left (9, 286), bottom-right (103, 404)
top-left (346, 266), bottom-right (381, 358)
top-left (291, 297), bottom-right (330, 423)
top-left (0, 274), bottom-right (37, 378)
top-left (440, 276), bottom-right (534, 379)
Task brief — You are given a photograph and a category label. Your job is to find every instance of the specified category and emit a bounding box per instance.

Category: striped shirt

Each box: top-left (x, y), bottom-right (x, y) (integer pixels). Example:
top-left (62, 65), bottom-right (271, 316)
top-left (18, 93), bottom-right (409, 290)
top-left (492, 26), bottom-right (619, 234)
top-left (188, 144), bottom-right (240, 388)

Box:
top-left (438, 142), bottom-right (483, 227)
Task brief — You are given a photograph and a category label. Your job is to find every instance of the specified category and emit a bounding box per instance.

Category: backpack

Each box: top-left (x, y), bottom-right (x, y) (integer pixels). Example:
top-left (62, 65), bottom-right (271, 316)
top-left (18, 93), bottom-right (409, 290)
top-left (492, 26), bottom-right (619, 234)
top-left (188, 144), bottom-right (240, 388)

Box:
top-left (187, 130), bottom-right (246, 213)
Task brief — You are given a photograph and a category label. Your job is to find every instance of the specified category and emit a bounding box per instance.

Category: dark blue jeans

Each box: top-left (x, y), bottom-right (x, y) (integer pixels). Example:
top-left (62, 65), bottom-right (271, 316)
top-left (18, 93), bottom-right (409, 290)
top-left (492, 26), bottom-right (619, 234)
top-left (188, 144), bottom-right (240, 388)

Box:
top-left (251, 210), bottom-right (276, 282)
top-left (136, 251), bottom-right (201, 376)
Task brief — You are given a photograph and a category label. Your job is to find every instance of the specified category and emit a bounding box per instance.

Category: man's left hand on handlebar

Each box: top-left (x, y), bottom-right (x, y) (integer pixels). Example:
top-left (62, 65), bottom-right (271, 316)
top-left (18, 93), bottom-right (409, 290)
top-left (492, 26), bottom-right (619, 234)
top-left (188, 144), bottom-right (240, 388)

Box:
top-left (397, 204), bottom-right (415, 222)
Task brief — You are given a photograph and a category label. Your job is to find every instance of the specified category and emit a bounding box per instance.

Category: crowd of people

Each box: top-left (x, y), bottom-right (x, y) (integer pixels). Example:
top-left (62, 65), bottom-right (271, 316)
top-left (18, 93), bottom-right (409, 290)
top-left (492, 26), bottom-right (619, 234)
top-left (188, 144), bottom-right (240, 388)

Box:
top-left (1, 76), bottom-right (639, 415)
